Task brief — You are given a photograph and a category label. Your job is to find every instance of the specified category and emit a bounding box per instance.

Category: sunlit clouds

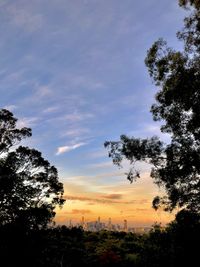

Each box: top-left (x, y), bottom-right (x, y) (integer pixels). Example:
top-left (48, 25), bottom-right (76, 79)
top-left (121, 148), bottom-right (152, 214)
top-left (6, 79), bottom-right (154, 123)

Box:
top-left (55, 171), bottom-right (175, 226)
top-left (56, 142), bottom-right (86, 155)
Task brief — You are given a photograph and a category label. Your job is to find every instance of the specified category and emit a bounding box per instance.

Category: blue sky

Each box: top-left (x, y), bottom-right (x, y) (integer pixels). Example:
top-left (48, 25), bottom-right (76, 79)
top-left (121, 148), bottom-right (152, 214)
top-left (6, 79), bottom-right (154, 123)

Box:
top-left (0, 0), bottom-right (186, 226)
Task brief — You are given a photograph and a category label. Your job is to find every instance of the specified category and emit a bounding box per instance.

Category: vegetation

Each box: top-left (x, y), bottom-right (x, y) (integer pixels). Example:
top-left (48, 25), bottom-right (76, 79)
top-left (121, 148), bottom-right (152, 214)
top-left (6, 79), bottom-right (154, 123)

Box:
top-left (105, 0), bottom-right (200, 213)
top-left (0, 109), bottom-right (65, 229)
top-left (0, 210), bottom-right (199, 267)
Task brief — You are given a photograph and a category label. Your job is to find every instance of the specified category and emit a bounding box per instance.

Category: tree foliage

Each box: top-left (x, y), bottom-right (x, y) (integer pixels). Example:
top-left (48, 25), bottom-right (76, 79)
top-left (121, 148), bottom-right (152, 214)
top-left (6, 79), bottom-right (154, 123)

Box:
top-left (1, 221), bottom-right (199, 267)
top-left (105, 1), bottom-right (200, 213)
top-left (179, 0), bottom-right (200, 9)
top-left (0, 109), bottom-right (65, 228)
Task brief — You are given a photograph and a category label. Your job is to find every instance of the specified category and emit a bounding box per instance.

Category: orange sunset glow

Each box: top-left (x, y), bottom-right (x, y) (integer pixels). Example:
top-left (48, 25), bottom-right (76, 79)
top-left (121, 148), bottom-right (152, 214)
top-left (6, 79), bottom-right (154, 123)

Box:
top-left (56, 172), bottom-right (175, 227)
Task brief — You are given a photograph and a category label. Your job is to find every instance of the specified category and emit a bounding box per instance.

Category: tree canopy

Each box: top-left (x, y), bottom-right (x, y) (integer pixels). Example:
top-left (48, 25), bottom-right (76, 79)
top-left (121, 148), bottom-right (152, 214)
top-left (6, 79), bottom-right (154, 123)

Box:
top-left (0, 109), bottom-right (65, 228)
top-left (105, 0), bottom-right (200, 213)
top-left (179, 0), bottom-right (200, 9)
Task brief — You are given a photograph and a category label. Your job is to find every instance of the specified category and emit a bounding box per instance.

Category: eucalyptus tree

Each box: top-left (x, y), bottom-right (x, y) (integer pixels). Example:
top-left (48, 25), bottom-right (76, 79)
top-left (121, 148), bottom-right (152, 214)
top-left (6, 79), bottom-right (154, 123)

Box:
top-left (0, 109), bottom-right (65, 228)
top-left (105, 0), bottom-right (200, 213)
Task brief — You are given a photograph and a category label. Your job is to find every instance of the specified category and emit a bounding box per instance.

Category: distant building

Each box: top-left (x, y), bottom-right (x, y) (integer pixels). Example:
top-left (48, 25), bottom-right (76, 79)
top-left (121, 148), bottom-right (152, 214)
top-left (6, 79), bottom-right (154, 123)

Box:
top-left (69, 219), bottom-right (72, 228)
top-left (108, 218), bottom-right (112, 231)
top-left (123, 220), bottom-right (128, 232)
top-left (81, 216), bottom-right (87, 231)
top-left (66, 216), bottom-right (152, 233)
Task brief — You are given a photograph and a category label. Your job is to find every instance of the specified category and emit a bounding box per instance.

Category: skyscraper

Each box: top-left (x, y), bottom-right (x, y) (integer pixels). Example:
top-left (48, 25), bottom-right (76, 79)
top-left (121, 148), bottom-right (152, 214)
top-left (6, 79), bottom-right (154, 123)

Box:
top-left (81, 216), bottom-right (84, 226)
top-left (123, 219), bottom-right (128, 232)
top-left (108, 217), bottom-right (112, 231)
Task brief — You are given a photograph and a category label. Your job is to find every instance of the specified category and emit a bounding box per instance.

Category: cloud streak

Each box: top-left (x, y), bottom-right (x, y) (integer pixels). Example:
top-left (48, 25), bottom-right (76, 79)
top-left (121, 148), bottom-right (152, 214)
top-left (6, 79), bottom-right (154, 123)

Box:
top-left (63, 112), bottom-right (94, 123)
top-left (102, 194), bottom-right (122, 200)
top-left (64, 194), bottom-right (148, 205)
top-left (17, 117), bottom-right (39, 128)
top-left (56, 142), bottom-right (86, 155)
top-left (64, 209), bottom-right (92, 215)
top-left (7, 4), bottom-right (44, 33)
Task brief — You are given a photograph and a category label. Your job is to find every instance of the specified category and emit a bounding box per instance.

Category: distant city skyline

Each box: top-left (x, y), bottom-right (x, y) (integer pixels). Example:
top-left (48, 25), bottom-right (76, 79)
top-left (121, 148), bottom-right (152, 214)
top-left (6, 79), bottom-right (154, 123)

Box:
top-left (62, 215), bottom-right (153, 233)
top-left (57, 212), bottom-right (172, 229)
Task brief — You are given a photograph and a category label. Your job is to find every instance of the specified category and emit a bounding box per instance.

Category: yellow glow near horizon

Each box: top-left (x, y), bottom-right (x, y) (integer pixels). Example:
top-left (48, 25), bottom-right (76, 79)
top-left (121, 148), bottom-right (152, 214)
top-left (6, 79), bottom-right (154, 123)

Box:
top-left (55, 172), bottom-right (175, 227)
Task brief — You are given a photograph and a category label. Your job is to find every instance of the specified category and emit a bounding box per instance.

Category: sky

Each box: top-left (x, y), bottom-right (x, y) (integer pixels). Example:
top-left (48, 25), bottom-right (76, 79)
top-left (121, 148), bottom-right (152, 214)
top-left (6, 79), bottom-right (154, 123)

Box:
top-left (0, 0), bottom-right (187, 227)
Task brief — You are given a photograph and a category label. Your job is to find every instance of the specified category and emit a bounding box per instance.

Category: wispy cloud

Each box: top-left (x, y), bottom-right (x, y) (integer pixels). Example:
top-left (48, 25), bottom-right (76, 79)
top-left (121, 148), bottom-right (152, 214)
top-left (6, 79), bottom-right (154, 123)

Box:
top-left (0, 69), bottom-right (27, 89)
top-left (128, 123), bottom-right (171, 143)
top-left (102, 194), bottom-right (122, 200)
top-left (56, 142), bottom-right (86, 155)
top-left (3, 105), bottom-right (17, 112)
top-left (7, 4), bottom-right (43, 33)
top-left (62, 127), bottom-right (90, 138)
top-left (64, 209), bottom-right (92, 215)
top-left (63, 112), bottom-right (94, 123)
top-left (17, 117), bottom-right (39, 128)
top-left (43, 106), bottom-right (59, 114)
top-left (36, 85), bottom-right (52, 98)
top-left (64, 194), bottom-right (148, 205)
top-left (94, 172), bottom-right (124, 179)
top-left (87, 149), bottom-right (107, 159)
top-left (87, 161), bottom-right (113, 169)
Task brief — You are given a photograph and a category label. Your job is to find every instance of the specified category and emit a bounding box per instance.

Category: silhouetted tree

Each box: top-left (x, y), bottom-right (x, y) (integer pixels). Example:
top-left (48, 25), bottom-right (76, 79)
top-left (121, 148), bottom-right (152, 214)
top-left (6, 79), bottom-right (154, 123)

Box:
top-left (179, 0), bottom-right (200, 9)
top-left (0, 109), bottom-right (65, 229)
top-left (105, 0), bottom-right (200, 213)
